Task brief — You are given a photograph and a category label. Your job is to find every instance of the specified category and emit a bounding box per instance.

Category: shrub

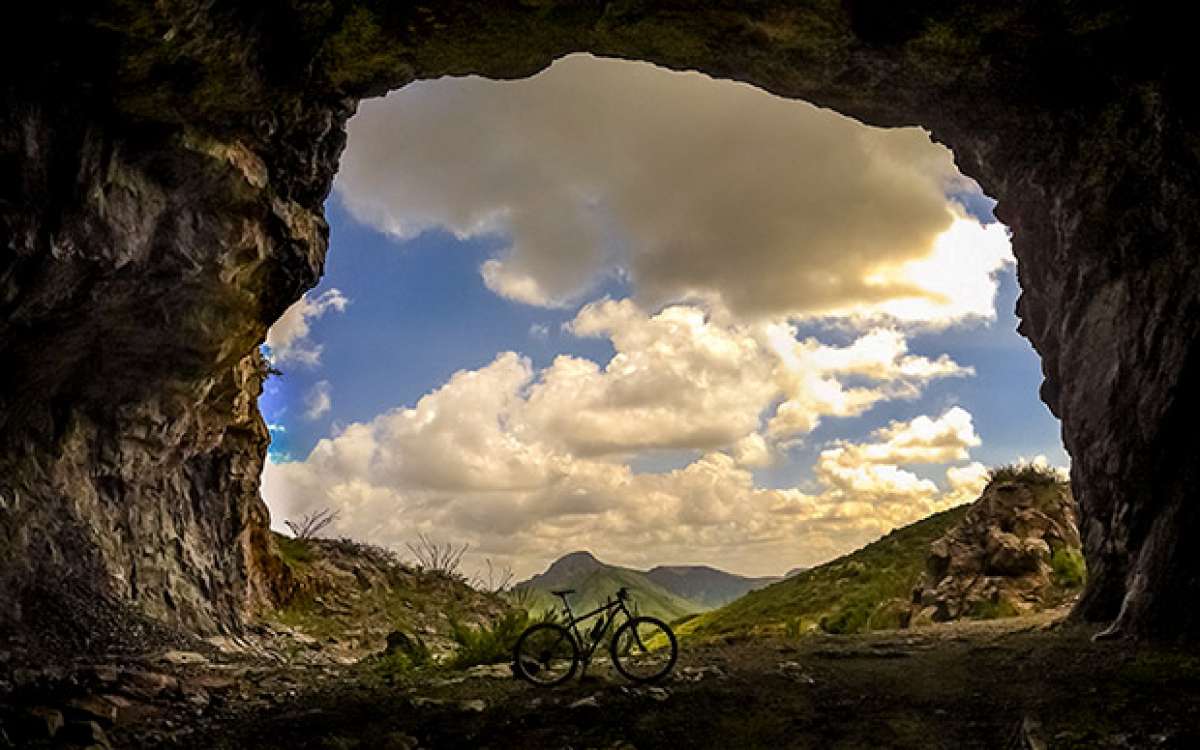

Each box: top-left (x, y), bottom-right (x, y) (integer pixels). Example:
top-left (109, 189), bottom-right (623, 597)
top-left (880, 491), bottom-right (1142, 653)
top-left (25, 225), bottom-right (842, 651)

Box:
top-left (784, 617), bottom-right (804, 639)
top-left (366, 630), bottom-right (432, 681)
top-left (986, 462), bottom-right (1067, 488)
top-left (275, 534), bottom-right (316, 568)
top-left (448, 610), bottom-right (536, 670)
top-left (504, 585), bottom-right (537, 610)
top-left (1051, 547), bottom-right (1087, 588)
top-left (286, 507), bottom-right (340, 540)
top-left (406, 533), bottom-right (469, 578)
top-left (819, 602), bottom-right (872, 635)
top-left (470, 559), bottom-right (515, 593)
top-left (968, 597), bottom-right (1019, 620)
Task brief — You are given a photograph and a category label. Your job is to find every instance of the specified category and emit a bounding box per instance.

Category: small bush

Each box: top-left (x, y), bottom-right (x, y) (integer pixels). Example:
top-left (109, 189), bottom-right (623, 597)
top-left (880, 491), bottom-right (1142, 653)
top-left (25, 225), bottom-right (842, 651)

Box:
top-left (784, 617), bottom-right (804, 639)
top-left (367, 631), bottom-right (432, 681)
top-left (275, 534), bottom-right (316, 568)
top-left (969, 597), bottom-right (1019, 620)
top-left (406, 533), bottom-right (469, 578)
top-left (286, 507), bottom-right (340, 540)
top-left (986, 462), bottom-right (1067, 488)
top-left (1051, 547), bottom-right (1087, 588)
top-left (448, 610), bottom-right (536, 670)
top-left (819, 602), bottom-right (872, 635)
top-left (470, 559), bottom-right (515, 593)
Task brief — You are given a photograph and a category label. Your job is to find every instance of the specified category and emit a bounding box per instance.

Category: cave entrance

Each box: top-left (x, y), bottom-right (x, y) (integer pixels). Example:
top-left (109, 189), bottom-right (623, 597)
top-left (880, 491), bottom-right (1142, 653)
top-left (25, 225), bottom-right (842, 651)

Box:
top-left (258, 55), bottom-right (1069, 614)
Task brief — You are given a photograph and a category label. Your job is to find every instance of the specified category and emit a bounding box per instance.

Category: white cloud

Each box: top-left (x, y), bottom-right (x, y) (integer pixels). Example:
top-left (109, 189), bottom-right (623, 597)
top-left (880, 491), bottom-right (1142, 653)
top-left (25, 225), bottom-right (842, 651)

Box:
top-left (765, 326), bottom-right (973, 438)
top-left (517, 299), bottom-right (970, 458)
top-left (819, 407), bottom-right (982, 469)
top-left (263, 303), bottom-right (987, 578)
top-left (265, 289), bottom-right (349, 366)
top-left (304, 380), bottom-right (333, 420)
top-left (271, 54), bottom-right (1031, 577)
top-left (336, 54), bottom-right (1010, 327)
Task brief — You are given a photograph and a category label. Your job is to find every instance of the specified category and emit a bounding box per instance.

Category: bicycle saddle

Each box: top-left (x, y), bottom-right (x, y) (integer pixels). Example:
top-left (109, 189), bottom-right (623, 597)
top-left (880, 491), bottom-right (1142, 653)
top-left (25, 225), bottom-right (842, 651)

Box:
top-left (551, 589), bottom-right (575, 596)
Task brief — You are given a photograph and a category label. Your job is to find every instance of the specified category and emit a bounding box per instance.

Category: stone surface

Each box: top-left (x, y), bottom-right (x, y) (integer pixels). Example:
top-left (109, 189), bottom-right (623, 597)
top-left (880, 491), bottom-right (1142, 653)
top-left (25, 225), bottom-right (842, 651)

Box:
top-left (17, 706), bottom-right (64, 740)
top-left (1, 1), bottom-right (1198, 643)
top-left (61, 720), bottom-right (112, 749)
top-left (908, 476), bottom-right (1083, 624)
top-left (65, 696), bottom-right (119, 726)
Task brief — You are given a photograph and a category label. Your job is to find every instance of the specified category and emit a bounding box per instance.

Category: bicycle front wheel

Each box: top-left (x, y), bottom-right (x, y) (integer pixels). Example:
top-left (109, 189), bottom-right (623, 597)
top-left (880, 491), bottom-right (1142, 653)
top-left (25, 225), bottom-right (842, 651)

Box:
top-left (513, 622), bottom-right (579, 687)
top-left (609, 616), bottom-right (678, 683)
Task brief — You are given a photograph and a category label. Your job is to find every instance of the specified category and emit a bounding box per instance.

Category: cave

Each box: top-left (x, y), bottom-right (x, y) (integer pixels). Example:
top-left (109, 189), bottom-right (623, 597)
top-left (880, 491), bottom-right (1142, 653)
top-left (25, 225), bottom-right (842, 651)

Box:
top-left (2, 1), bottom-right (1197, 651)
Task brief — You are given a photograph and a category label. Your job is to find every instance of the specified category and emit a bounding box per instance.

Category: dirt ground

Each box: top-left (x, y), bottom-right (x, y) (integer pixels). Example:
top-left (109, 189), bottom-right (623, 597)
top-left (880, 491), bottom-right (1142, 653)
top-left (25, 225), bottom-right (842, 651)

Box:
top-left (98, 610), bottom-right (1198, 750)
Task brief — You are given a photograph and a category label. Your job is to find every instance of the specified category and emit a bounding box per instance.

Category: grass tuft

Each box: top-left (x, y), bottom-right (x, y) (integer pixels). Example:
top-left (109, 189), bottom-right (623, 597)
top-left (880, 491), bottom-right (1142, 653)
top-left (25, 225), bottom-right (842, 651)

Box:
top-left (448, 610), bottom-right (547, 670)
top-left (1051, 547), bottom-right (1087, 588)
top-left (986, 462), bottom-right (1067, 488)
top-left (275, 534), bottom-right (317, 568)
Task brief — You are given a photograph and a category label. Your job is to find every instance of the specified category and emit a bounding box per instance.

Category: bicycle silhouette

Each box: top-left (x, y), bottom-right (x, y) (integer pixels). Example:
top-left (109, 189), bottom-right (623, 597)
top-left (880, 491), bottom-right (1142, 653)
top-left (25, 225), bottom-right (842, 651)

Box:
top-left (512, 586), bottom-right (678, 686)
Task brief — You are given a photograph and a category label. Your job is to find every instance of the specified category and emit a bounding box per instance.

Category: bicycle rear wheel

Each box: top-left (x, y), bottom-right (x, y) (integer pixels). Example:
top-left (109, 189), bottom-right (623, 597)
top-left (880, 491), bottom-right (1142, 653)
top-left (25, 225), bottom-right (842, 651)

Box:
top-left (610, 616), bottom-right (678, 683)
top-left (513, 622), bottom-right (579, 686)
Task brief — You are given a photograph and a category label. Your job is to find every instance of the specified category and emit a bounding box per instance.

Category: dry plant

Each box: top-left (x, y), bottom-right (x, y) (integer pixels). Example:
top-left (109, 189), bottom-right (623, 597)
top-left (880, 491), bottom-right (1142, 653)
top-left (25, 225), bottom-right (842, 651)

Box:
top-left (406, 533), bottom-right (469, 577)
top-left (285, 507), bottom-right (340, 540)
top-left (470, 558), bottom-right (515, 594)
top-left (505, 584), bottom-right (537, 610)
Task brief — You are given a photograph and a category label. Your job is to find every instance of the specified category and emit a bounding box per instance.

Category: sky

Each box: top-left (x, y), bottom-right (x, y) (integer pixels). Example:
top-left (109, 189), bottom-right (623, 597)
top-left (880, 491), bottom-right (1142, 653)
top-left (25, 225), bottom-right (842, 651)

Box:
top-left (259, 54), bottom-right (1068, 581)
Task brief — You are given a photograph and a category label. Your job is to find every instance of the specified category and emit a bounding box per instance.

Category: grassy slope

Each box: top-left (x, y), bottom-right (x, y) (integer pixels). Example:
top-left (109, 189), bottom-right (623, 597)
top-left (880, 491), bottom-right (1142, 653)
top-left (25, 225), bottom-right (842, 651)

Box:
top-left (645, 566), bottom-right (781, 609)
top-left (523, 565), bottom-right (702, 623)
top-left (678, 505), bottom-right (971, 639)
top-left (267, 533), bottom-right (507, 659)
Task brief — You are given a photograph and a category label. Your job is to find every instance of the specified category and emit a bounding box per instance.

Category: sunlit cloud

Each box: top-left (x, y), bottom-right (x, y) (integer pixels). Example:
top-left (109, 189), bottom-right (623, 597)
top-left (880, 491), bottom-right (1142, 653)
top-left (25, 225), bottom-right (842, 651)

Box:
top-left (263, 303), bottom-right (986, 577)
top-left (336, 54), bottom-right (1009, 327)
top-left (263, 54), bottom-right (1042, 578)
top-left (265, 289), bottom-right (349, 366)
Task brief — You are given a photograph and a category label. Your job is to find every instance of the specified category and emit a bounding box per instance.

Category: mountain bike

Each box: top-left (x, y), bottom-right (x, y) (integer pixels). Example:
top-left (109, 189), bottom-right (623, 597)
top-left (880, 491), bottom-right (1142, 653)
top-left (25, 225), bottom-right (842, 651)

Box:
top-left (512, 587), bottom-right (678, 686)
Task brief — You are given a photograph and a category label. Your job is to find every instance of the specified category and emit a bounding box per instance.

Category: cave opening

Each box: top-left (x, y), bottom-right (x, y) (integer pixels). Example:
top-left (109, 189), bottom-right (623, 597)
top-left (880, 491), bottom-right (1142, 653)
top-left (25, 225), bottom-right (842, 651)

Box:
top-left (3, 2), bottom-right (1197, 670)
top-left (6, 4), bottom-right (1200, 746)
top-left (257, 55), bottom-right (1068, 597)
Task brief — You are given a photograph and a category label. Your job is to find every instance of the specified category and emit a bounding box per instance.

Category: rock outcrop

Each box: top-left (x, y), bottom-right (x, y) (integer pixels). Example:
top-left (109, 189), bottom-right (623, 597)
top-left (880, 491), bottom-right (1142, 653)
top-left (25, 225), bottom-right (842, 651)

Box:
top-left (2, 2), bottom-right (1198, 643)
top-left (909, 472), bottom-right (1083, 625)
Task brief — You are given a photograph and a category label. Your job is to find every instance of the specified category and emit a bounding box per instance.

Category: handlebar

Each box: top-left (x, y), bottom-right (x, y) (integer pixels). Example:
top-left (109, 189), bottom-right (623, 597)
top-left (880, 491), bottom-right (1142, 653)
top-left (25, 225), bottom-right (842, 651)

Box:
top-left (616, 586), bottom-right (629, 601)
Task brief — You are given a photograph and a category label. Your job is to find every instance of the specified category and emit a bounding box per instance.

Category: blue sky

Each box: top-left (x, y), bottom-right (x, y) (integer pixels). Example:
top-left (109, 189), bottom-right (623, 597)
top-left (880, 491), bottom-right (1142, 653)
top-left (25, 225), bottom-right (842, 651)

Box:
top-left (258, 55), bottom-right (1068, 578)
top-left (263, 197), bottom-right (1064, 473)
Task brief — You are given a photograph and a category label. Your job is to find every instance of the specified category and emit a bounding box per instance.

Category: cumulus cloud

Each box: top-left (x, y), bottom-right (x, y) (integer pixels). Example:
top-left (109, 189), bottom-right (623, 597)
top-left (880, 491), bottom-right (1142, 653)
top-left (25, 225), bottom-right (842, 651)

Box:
top-left (519, 298), bottom-right (970, 458)
top-left (265, 289), bottom-right (349, 366)
top-left (304, 381), bottom-right (333, 420)
top-left (263, 302), bottom-right (987, 577)
top-left (268, 55), bottom-right (1030, 576)
top-left (337, 54), bottom-right (1010, 326)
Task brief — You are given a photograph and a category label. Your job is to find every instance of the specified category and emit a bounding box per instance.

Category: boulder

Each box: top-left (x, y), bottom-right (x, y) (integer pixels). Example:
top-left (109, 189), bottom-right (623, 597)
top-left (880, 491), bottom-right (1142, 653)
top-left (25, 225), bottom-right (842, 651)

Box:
top-left (908, 472), bottom-right (1082, 626)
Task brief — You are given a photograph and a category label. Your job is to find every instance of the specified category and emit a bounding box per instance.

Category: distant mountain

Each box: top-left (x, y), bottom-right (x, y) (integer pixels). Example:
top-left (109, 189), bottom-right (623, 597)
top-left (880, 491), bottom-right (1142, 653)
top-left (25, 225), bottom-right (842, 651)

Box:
top-left (676, 505), bottom-right (972, 639)
top-left (645, 565), bottom-right (781, 609)
top-left (520, 550), bottom-right (606, 589)
top-left (785, 567), bottom-right (809, 578)
top-left (515, 551), bottom-right (778, 622)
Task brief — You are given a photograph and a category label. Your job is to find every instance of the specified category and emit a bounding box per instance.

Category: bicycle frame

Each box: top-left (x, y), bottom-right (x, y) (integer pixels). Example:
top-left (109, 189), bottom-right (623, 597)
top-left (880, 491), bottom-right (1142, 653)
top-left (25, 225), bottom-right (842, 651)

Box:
top-left (555, 595), bottom-right (634, 671)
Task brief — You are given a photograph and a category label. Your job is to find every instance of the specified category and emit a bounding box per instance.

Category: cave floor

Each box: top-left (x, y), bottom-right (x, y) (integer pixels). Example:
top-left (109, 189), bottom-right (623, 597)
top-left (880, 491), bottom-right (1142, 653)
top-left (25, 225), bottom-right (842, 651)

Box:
top-left (10, 612), bottom-right (1200, 749)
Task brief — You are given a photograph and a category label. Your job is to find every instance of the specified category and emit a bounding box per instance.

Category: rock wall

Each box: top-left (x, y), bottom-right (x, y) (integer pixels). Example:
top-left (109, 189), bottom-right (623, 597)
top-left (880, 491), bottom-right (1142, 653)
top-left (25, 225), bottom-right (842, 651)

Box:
top-left (2, 2), bottom-right (1197, 642)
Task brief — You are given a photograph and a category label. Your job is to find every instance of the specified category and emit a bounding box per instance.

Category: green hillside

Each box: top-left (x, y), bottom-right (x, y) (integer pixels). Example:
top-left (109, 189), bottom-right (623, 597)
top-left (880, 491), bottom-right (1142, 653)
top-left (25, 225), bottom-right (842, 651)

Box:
top-left (677, 505), bottom-right (971, 639)
top-left (516, 553), bottom-right (704, 622)
top-left (645, 565), bottom-right (781, 609)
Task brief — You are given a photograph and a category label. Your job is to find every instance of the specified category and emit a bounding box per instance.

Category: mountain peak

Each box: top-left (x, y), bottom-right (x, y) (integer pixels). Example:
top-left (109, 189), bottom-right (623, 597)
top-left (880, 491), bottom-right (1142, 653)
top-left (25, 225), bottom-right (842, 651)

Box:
top-left (523, 550), bottom-right (605, 588)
